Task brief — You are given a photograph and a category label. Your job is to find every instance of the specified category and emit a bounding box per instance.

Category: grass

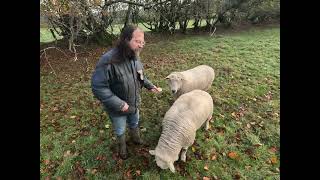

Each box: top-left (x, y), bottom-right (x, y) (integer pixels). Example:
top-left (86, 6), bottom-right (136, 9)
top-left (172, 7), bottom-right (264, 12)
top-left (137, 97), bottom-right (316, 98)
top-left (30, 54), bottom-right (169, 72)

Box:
top-left (40, 24), bottom-right (280, 179)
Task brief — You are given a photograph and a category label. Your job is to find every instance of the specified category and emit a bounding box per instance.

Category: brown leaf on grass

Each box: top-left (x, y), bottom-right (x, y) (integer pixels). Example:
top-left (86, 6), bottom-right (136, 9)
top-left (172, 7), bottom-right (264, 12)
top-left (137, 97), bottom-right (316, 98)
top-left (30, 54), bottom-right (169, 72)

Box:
top-left (246, 123), bottom-right (251, 129)
top-left (136, 170), bottom-right (141, 176)
top-left (211, 154), bottom-right (217, 161)
top-left (228, 152), bottom-right (239, 159)
top-left (96, 155), bottom-right (106, 161)
top-left (142, 158), bottom-right (149, 166)
top-left (234, 172), bottom-right (241, 180)
top-left (125, 170), bottom-right (132, 179)
top-left (235, 133), bottom-right (241, 141)
top-left (44, 159), bottom-right (50, 165)
top-left (74, 161), bottom-right (85, 176)
top-left (91, 169), bottom-right (97, 174)
top-left (175, 163), bottom-right (182, 172)
top-left (270, 157), bottom-right (278, 164)
top-left (52, 107), bottom-right (59, 112)
top-left (204, 164), bottom-right (209, 171)
top-left (253, 143), bottom-right (263, 147)
top-left (268, 147), bottom-right (278, 153)
top-left (63, 150), bottom-right (71, 157)
top-left (112, 152), bottom-right (120, 161)
top-left (231, 112), bottom-right (237, 118)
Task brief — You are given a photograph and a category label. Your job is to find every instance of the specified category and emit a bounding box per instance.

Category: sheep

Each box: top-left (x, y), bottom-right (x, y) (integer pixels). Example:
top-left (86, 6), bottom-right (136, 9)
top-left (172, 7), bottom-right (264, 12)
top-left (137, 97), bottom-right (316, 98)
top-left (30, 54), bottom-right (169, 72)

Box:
top-left (149, 89), bottom-right (213, 173)
top-left (165, 65), bottom-right (215, 99)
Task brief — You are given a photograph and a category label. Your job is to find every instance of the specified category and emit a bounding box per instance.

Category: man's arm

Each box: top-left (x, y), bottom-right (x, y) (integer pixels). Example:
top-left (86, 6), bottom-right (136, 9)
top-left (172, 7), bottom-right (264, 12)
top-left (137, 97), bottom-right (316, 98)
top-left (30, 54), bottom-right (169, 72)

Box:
top-left (91, 67), bottom-right (126, 112)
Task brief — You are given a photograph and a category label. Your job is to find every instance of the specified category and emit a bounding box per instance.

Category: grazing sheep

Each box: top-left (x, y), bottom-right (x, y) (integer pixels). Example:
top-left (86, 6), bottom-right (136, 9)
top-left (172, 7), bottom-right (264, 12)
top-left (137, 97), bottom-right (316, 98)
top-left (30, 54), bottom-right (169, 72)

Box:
top-left (149, 90), bottom-right (213, 173)
top-left (165, 65), bottom-right (215, 99)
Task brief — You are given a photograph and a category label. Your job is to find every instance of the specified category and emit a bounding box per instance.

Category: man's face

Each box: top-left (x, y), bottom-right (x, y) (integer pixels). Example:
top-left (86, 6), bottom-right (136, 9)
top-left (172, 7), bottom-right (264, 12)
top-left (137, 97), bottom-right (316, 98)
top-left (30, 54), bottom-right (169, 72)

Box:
top-left (129, 29), bottom-right (145, 55)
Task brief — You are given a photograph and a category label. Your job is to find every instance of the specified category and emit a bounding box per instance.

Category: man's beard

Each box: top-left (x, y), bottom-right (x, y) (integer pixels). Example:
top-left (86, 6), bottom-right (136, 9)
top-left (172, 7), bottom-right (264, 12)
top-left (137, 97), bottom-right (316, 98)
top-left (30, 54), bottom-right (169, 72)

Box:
top-left (134, 48), bottom-right (142, 58)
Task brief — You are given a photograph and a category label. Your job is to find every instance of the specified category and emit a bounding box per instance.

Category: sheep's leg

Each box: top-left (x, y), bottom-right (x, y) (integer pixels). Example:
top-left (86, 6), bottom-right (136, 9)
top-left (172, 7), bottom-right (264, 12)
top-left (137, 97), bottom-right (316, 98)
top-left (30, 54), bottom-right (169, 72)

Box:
top-left (180, 147), bottom-right (188, 162)
top-left (205, 115), bottom-right (212, 130)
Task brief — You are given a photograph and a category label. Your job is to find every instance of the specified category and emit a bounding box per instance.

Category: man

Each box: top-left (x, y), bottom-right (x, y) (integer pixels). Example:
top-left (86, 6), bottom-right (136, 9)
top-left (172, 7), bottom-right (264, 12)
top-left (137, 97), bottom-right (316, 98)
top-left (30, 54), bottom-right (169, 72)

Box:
top-left (91, 25), bottom-right (162, 159)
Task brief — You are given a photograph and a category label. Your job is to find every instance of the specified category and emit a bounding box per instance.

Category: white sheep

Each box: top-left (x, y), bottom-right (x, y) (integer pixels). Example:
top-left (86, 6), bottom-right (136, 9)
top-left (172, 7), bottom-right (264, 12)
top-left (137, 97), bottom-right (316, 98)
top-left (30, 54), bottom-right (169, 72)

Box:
top-left (149, 89), bottom-right (213, 173)
top-left (165, 65), bottom-right (215, 99)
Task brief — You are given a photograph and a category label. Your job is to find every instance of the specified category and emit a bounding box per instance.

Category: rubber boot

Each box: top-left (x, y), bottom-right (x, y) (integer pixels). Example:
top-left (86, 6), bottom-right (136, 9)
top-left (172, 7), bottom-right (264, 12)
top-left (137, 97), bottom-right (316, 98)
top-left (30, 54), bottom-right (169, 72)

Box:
top-left (129, 127), bottom-right (145, 145)
top-left (117, 133), bottom-right (128, 159)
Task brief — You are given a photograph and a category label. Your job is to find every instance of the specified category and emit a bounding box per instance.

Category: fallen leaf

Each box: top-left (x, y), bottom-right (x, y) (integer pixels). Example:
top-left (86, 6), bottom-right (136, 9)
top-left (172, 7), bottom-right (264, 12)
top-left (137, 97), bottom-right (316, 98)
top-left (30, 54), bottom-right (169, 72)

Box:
top-left (246, 123), bottom-right (251, 129)
top-left (70, 116), bottom-right (76, 119)
top-left (268, 147), bottom-right (277, 153)
top-left (204, 164), bottom-right (209, 171)
top-left (250, 122), bottom-right (256, 125)
top-left (126, 170), bottom-right (132, 178)
top-left (63, 150), bottom-right (71, 157)
top-left (72, 140), bottom-right (76, 143)
top-left (141, 127), bottom-right (147, 132)
top-left (231, 112), bottom-right (237, 118)
top-left (192, 146), bottom-right (196, 152)
top-left (211, 154), bottom-right (217, 160)
top-left (253, 143), bottom-right (263, 147)
top-left (44, 159), bottom-right (50, 165)
top-left (234, 172), bottom-right (241, 179)
top-left (136, 170), bottom-right (141, 176)
top-left (270, 157), bottom-right (278, 164)
top-left (228, 152), bottom-right (238, 159)
top-left (96, 155), bottom-right (106, 161)
top-left (203, 177), bottom-right (211, 180)
top-left (105, 124), bottom-right (110, 129)
top-left (91, 169), bottom-right (97, 174)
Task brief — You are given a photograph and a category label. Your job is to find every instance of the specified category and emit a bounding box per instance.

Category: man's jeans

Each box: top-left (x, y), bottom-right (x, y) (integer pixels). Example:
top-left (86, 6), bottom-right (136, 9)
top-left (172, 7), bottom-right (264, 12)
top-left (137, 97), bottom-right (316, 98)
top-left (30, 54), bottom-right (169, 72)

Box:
top-left (108, 110), bottom-right (139, 136)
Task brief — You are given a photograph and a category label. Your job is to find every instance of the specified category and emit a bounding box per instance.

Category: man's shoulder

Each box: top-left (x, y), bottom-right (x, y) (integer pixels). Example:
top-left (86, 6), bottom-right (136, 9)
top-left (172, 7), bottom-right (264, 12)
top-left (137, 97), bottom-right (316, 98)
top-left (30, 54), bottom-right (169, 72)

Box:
top-left (101, 48), bottom-right (116, 60)
top-left (96, 48), bottom-right (117, 67)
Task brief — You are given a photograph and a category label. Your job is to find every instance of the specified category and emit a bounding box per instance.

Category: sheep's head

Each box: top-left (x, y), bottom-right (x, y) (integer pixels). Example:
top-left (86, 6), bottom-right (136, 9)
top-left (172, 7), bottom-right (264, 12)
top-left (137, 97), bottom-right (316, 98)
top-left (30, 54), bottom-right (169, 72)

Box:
top-left (165, 73), bottom-right (183, 94)
top-left (149, 150), bottom-right (176, 173)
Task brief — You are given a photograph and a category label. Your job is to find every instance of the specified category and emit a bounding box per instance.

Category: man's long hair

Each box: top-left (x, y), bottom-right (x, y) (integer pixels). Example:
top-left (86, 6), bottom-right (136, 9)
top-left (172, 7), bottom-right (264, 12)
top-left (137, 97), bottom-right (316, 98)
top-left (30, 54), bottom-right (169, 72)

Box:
top-left (110, 25), bottom-right (139, 63)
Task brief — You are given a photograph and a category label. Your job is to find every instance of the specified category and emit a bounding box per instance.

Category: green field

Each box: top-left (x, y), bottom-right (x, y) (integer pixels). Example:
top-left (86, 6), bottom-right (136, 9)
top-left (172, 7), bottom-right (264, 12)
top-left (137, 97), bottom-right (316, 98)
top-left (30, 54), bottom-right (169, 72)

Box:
top-left (40, 25), bottom-right (280, 179)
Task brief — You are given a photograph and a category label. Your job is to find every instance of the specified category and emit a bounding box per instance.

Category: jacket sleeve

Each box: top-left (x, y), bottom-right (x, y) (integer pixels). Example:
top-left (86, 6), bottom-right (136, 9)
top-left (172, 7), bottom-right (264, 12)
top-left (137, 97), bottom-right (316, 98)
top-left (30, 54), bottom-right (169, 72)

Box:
top-left (143, 76), bottom-right (156, 90)
top-left (91, 66), bottom-right (125, 112)
top-left (135, 60), bottom-right (156, 90)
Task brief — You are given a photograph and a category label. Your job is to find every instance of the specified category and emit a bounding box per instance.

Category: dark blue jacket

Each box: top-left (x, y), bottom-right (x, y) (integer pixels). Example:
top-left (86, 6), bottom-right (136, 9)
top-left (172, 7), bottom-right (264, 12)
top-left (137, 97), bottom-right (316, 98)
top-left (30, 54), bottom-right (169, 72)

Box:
top-left (91, 48), bottom-right (155, 116)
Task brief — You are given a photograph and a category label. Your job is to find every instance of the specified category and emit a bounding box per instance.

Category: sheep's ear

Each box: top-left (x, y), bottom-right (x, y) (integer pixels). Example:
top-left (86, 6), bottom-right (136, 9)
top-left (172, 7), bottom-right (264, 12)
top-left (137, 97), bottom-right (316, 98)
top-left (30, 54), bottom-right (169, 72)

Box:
top-left (168, 162), bottom-right (175, 173)
top-left (165, 75), bottom-right (171, 80)
top-left (149, 150), bottom-right (156, 156)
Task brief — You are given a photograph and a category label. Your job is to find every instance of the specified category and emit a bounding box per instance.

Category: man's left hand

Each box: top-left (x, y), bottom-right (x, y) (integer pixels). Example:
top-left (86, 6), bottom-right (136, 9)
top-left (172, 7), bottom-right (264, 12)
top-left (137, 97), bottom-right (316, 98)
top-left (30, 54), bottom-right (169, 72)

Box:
top-left (149, 86), bottom-right (162, 93)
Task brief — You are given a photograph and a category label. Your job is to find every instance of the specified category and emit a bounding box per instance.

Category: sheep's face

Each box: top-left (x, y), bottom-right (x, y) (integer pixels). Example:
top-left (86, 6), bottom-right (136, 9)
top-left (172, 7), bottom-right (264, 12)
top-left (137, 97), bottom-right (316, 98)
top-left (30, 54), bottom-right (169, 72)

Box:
top-left (149, 150), bottom-right (176, 173)
top-left (166, 73), bottom-right (183, 94)
top-left (155, 156), bottom-right (169, 169)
